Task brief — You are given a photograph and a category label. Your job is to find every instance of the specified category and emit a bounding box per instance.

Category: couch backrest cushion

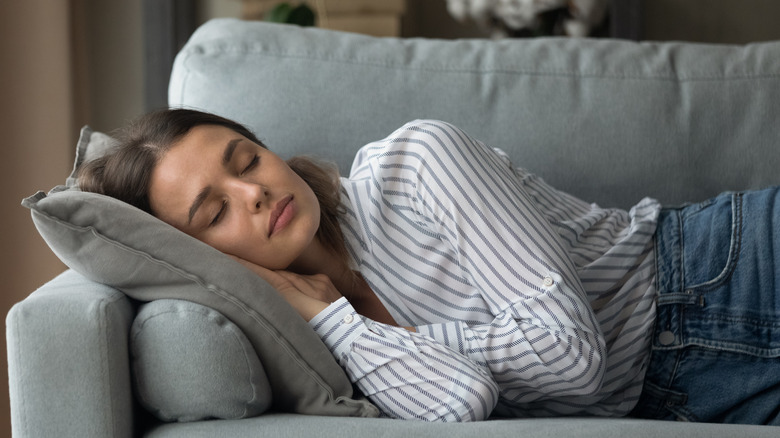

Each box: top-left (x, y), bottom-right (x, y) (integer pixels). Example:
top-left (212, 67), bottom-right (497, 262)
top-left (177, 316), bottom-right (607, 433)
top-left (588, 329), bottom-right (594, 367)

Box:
top-left (170, 19), bottom-right (780, 209)
top-left (22, 126), bottom-right (379, 420)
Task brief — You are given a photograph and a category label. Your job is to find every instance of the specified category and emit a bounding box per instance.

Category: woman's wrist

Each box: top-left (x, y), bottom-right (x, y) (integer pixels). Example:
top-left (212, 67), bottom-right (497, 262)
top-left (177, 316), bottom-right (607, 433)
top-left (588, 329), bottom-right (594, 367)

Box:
top-left (286, 291), bottom-right (332, 322)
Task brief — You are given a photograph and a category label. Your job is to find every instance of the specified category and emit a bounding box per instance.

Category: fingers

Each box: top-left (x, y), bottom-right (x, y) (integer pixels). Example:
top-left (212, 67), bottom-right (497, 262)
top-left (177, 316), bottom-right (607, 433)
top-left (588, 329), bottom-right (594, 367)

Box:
top-left (226, 255), bottom-right (342, 321)
top-left (226, 254), bottom-right (343, 303)
top-left (266, 271), bottom-right (335, 321)
top-left (228, 254), bottom-right (291, 291)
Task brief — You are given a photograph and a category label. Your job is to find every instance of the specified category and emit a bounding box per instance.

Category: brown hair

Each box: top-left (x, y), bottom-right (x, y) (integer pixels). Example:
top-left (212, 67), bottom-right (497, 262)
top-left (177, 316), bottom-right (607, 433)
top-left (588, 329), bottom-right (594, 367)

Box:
top-left (78, 108), bottom-right (349, 267)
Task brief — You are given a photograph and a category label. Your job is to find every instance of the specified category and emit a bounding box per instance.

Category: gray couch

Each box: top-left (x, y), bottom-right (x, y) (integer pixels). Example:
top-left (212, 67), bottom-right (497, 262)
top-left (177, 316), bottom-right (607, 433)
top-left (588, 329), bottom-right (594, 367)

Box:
top-left (8, 18), bottom-right (780, 437)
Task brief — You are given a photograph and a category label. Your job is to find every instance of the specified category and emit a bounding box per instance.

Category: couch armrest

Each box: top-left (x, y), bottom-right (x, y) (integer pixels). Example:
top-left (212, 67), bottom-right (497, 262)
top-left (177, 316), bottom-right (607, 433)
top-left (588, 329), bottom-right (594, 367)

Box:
top-left (7, 269), bottom-right (136, 438)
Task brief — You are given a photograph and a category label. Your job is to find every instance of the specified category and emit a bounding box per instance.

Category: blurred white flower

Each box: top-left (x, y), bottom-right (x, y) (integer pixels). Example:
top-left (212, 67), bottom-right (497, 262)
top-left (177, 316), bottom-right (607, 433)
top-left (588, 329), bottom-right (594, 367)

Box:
top-left (446, 0), bottom-right (496, 27)
top-left (446, 0), bottom-right (610, 37)
top-left (566, 0), bottom-right (609, 36)
top-left (494, 0), bottom-right (566, 30)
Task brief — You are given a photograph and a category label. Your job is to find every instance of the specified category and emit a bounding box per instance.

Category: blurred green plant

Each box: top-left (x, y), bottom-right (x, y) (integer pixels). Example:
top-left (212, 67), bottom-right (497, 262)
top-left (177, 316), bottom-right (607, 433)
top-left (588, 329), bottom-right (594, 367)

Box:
top-left (265, 2), bottom-right (316, 27)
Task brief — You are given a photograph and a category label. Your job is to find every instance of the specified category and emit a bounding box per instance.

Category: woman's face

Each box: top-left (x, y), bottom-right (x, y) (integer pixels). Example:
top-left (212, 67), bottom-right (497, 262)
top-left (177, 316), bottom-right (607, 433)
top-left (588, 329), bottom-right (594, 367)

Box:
top-left (148, 124), bottom-right (321, 270)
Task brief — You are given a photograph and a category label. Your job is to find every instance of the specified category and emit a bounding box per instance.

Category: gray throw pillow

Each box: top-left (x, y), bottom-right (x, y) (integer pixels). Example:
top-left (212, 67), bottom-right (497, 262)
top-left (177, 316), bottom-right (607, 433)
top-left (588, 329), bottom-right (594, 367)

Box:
top-left (131, 299), bottom-right (271, 422)
top-left (22, 126), bottom-right (378, 420)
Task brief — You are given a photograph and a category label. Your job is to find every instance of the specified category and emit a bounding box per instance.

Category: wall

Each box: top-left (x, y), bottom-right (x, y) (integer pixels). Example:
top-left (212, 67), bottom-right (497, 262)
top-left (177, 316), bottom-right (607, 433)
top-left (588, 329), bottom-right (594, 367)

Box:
top-left (80, 0), bottom-right (144, 133)
top-left (403, 0), bottom-right (484, 38)
top-left (644, 0), bottom-right (780, 43)
top-left (0, 2), bottom-right (75, 437)
top-left (198, 0), bottom-right (243, 24)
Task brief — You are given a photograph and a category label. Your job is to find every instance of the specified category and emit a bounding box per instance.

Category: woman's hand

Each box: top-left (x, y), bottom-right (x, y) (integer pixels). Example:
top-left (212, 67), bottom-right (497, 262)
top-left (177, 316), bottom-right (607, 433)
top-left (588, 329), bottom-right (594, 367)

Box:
top-left (230, 256), bottom-right (342, 321)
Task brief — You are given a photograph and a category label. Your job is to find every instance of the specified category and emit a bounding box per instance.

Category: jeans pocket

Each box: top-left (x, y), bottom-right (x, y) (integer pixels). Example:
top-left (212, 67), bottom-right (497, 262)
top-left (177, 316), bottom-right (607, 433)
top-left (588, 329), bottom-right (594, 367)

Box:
top-left (680, 193), bottom-right (741, 290)
top-left (631, 380), bottom-right (693, 422)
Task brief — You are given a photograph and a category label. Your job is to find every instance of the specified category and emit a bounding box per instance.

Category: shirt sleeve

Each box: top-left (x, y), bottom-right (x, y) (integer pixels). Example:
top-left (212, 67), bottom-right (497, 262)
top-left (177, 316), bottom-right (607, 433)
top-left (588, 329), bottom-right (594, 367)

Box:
top-left (309, 297), bottom-right (499, 421)
top-left (356, 120), bottom-right (607, 404)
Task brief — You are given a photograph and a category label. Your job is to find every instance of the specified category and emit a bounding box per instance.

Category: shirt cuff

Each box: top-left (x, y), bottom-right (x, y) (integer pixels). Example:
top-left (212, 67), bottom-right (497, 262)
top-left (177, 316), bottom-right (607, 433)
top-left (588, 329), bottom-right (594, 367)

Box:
top-left (308, 297), bottom-right (369, 359)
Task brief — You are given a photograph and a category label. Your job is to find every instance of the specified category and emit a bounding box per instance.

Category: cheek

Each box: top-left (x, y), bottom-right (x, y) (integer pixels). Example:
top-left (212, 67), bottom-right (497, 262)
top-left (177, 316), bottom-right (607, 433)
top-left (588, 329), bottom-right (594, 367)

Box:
top-left (202, 219), bottom-right (257, 257)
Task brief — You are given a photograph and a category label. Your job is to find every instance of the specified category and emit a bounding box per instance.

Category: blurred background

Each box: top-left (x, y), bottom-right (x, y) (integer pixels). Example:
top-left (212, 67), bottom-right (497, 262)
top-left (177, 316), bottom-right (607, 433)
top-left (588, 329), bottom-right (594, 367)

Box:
top-left (2, 1), bottom-right (780, 436)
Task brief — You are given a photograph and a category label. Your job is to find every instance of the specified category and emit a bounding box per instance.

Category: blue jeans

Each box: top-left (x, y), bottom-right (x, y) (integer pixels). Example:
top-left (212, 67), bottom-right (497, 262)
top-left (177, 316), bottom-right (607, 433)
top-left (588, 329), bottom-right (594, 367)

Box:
top-left (631, 187), bottom-right (780, 425)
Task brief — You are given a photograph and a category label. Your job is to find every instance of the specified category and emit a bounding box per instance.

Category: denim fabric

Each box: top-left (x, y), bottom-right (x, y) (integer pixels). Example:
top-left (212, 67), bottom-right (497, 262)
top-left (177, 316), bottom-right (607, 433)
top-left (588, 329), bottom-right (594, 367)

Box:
top-left (632, 188), bottom-right (780, 425)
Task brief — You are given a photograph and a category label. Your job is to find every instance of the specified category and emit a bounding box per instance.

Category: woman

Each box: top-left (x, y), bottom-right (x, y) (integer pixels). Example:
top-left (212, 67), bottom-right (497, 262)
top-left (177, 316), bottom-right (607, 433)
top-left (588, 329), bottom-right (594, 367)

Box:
top-left (79, 109), bottom-right (780, 424)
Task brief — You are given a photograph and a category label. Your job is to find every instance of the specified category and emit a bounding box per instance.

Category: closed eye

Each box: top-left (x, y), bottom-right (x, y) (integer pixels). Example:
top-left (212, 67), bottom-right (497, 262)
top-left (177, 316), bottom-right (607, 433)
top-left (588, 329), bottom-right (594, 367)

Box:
top-left (209, 200), bottom-right (227, 226)
top-left (241, 155), bottom-right (259, 175)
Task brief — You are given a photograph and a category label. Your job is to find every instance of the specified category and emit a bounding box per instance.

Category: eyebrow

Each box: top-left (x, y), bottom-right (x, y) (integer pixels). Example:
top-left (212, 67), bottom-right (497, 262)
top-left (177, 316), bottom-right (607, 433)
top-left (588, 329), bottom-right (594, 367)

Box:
top-left (222, 138), bottom-right (241, 166)
top-left (187, 138), bottom-right (242, 225)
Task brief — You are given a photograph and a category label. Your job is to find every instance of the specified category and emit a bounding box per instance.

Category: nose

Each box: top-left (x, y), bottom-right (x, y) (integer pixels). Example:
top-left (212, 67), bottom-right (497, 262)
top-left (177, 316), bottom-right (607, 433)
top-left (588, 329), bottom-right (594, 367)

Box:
top-left (230, 180), bottom-right (267, 211)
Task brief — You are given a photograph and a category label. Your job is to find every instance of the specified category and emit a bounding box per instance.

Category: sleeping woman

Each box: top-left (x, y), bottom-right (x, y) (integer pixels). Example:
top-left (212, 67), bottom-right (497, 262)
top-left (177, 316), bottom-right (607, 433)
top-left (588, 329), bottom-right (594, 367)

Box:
top-left (78, 109), bottom-right (780, 424)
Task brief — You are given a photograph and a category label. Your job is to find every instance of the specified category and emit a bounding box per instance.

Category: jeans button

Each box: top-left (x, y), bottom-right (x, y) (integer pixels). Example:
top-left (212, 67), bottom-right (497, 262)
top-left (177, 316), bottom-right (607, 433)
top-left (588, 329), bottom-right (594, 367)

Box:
top-left (659, 330), bottom-right (676, 345)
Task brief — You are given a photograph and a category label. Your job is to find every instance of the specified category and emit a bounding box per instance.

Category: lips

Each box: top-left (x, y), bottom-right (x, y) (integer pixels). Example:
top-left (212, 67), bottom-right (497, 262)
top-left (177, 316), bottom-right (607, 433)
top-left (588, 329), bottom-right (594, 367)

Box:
top-left (268, 195), bottom-right (294, 237)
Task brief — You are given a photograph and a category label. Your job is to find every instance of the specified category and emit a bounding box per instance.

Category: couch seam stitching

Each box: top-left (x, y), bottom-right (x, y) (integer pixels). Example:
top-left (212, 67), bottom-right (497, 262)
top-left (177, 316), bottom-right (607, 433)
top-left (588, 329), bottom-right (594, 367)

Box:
top-left (183, 46), bottom-right (780, 83)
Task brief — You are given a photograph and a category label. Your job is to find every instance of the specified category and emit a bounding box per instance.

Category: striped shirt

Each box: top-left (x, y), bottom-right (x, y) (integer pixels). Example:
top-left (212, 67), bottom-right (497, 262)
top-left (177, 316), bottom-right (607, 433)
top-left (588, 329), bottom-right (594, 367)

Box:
top-left (308, 120), bottom-right (660, 421)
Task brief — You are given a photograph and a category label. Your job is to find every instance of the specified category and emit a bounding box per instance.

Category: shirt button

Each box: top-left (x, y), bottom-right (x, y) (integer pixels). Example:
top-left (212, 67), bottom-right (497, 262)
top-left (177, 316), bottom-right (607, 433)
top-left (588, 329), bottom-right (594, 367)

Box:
top-left (342, 314), bottom-right (354, 324)
top-left (542, 276), bottom-right (554, 287)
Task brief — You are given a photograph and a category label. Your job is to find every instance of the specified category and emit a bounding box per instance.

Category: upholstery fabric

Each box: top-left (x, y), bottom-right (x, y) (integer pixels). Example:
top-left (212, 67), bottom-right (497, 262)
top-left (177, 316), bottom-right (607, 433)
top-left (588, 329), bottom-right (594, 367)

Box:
top-left (6, 270), bottom-right (135, 437)
top-left (131, 299), bottom-right (272, 421)
top-left (144, 414), bottom-right (780, 438)
top-left (171, 20), bottom-right (780, 209)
